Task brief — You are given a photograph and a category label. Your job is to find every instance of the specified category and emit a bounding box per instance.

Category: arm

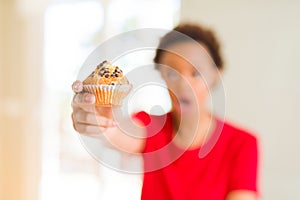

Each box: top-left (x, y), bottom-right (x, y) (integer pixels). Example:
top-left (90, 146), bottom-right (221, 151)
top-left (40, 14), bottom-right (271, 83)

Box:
top-left (71, 81), bottom-right (146, 154)
top-left (226, 190), bottom-right (258, 200)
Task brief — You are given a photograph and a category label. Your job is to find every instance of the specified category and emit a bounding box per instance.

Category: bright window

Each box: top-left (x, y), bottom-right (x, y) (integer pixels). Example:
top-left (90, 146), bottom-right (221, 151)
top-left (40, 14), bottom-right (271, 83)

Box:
top-left (41, 1), bottom-right (104, 200)
top-left (41, 0), bottom-right (180, 199)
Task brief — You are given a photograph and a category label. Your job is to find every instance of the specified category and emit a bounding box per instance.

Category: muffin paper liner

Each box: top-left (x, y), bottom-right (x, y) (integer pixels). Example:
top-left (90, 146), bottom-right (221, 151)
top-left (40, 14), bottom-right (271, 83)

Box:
top-left (83, 84), bottom-right (132, 106)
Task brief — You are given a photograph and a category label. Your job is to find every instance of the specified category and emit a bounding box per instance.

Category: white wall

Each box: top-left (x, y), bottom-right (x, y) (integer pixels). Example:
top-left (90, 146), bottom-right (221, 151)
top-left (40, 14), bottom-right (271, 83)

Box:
top-left (180, 0), bottom-right (300, 199)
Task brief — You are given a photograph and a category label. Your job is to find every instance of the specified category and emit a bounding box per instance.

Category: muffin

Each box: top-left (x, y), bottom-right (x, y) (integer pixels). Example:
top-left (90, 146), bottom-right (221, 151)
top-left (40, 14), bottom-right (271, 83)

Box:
top-left (82, 60), bottom-right (132, 106)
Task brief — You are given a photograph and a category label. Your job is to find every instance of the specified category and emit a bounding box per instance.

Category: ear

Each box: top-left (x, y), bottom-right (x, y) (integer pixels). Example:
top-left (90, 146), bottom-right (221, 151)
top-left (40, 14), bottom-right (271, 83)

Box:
top-left (210, 67), bottom-right (223, 89)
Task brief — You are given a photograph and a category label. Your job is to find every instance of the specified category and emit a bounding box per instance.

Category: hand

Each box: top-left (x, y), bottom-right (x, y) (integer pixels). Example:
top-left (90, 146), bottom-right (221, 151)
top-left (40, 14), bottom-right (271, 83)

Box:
top-left (71, 80), bottom-right (117, 138)
top-left (71, 80), bottom-right (146, 153)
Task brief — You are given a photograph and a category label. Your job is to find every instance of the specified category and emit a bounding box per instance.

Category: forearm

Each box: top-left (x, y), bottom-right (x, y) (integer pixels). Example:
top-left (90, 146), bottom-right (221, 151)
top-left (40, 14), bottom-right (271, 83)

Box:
top-left (226, 190), bottom-right (258, 200)
top-left (102, 118), bottom-right (146, 154)
top-left (103, 128), bottom-right (145, 154)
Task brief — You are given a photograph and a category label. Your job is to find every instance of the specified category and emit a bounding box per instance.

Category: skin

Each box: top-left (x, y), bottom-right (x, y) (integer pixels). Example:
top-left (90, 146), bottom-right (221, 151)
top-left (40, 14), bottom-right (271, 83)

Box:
top-left (71, 93), bottom-right (145, 153)
top-left (158, 42), bottom-right (218, 149)
top-left (71, 41), bottom-right (258, 200)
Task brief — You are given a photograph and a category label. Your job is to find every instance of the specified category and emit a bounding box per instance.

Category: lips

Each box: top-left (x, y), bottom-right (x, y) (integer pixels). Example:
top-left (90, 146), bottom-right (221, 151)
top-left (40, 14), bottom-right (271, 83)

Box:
top-left (169, 91), bottom-right (196, 114)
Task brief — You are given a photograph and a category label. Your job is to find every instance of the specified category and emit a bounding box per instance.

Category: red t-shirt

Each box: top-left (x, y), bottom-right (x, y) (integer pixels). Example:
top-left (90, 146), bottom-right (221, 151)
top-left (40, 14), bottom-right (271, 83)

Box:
top-left (134, 111), bottom-right (259, 200)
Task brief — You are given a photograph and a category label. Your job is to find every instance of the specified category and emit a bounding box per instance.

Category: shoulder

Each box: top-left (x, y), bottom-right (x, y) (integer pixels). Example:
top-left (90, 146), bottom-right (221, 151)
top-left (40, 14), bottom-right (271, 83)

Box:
top-left (216, 118), bottom-right (259, 152)
top-left (221, 118), bottom-right (257, 141)
top-left (201, 117), bottom-right (258, 158)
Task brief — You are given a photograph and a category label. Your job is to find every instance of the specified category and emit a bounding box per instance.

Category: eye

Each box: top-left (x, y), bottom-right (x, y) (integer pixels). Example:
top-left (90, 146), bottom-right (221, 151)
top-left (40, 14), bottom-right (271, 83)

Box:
top-left (166, 70), bottom-right (179, 80)
top-left (192, 71), bottom-right (202, 78)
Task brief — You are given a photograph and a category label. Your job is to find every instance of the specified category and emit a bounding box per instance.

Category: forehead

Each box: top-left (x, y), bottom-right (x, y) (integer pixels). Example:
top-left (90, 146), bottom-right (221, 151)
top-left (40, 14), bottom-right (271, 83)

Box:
top-left (159, 41), bottom-right (215, 71)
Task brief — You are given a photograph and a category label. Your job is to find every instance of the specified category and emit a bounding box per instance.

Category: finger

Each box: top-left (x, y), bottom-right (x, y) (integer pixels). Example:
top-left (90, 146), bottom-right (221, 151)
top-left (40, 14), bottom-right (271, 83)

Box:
top-left (72, 93), bottom-right (96, 113)
top-left (72, 102), bottom-right (96, 113)
top-left (72, 80), bottom-right (83, 93)
top-left (71, 113), bottom-right (77, 131)
top-left (74, 122), bottom-right (104, 135)
top-left (73, 92), bottom-right (95, 105)
top-left (74, 109), bottom-right (118, 127)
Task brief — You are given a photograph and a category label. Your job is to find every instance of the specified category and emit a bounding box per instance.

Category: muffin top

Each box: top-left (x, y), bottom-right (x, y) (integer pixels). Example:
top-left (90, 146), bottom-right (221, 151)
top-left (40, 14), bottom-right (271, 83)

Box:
top-left (83, 61), bottom-right (129, 85)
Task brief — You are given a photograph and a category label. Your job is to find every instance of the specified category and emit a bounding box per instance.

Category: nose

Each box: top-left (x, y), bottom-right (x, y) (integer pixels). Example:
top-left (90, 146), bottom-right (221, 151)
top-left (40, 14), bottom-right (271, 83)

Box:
top-left (176, 75), bottom-right (193, 93)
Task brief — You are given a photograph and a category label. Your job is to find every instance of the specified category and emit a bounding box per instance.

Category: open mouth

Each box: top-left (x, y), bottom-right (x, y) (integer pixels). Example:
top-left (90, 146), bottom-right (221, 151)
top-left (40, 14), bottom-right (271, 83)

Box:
top-left (171, 93), bottom-right (195, 114)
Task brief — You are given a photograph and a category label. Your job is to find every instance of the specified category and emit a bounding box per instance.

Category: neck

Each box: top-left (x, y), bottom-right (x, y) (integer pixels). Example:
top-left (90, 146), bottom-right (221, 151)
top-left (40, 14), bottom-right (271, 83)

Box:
top-left (172, 110), bottom-right (215, 149)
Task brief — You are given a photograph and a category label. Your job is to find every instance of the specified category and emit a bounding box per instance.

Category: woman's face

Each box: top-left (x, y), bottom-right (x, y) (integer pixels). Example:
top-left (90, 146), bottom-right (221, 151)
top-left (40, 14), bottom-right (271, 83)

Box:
top-left (159, 41), bottom-right (219, 117)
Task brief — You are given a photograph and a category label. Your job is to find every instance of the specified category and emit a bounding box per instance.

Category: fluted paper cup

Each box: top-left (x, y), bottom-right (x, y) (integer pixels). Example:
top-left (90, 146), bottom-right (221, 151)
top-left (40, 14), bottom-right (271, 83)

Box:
top-left (83, 84), bottom-right (132, 106)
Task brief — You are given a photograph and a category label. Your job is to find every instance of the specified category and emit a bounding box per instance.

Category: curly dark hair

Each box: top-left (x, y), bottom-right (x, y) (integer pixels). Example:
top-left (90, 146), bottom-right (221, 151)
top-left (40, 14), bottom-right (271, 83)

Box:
top-left (154, 23), bottom-right (224, 69)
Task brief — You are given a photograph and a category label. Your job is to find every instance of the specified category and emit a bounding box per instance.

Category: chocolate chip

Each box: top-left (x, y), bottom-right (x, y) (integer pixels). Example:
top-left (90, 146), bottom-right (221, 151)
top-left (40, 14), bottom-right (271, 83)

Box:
top-left (105, 74), bottom-right (109, 78)
top-left (98, 71), bottom-right (104, 76)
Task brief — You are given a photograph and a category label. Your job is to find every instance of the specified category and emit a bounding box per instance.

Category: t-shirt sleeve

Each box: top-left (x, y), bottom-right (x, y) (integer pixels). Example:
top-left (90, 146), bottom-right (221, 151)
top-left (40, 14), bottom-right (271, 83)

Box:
top-left (132, 111), bottom-right (151, 126)
top-left (131, 111), bottom-right (151, 153)
top-left (132, 111), bottom-right (169, 154)
top-left (228, 135), bottom-right (259, 194)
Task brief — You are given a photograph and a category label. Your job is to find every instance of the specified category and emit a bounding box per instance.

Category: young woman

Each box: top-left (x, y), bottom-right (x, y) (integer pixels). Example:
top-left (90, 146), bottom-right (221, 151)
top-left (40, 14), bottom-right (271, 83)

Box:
top-left (71, 23), bottom-right (259, 200)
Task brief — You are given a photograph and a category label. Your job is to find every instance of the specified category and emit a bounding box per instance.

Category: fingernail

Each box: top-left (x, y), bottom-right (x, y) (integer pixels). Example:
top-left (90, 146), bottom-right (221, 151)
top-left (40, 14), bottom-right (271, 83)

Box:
top-left (72, 80), bottom-right (83, 92)
top-left (74, 83), bottom-right (79, 90)
top-left (85, 94), bottom-right (95, 103)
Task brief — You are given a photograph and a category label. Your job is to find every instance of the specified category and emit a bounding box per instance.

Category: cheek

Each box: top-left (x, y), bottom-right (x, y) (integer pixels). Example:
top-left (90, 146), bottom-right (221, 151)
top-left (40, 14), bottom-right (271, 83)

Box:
top-left (164, 80), bottom-right (181, 94)
top-left (166, 79), bottom-right (210, 102)
top-left (193, 79), bottom-right (210, 100)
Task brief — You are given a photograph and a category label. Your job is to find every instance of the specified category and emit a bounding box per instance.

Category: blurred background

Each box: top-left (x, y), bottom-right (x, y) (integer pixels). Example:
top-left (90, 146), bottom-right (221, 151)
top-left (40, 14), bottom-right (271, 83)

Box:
top-left (1, 0), bottom-right (300, 199)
